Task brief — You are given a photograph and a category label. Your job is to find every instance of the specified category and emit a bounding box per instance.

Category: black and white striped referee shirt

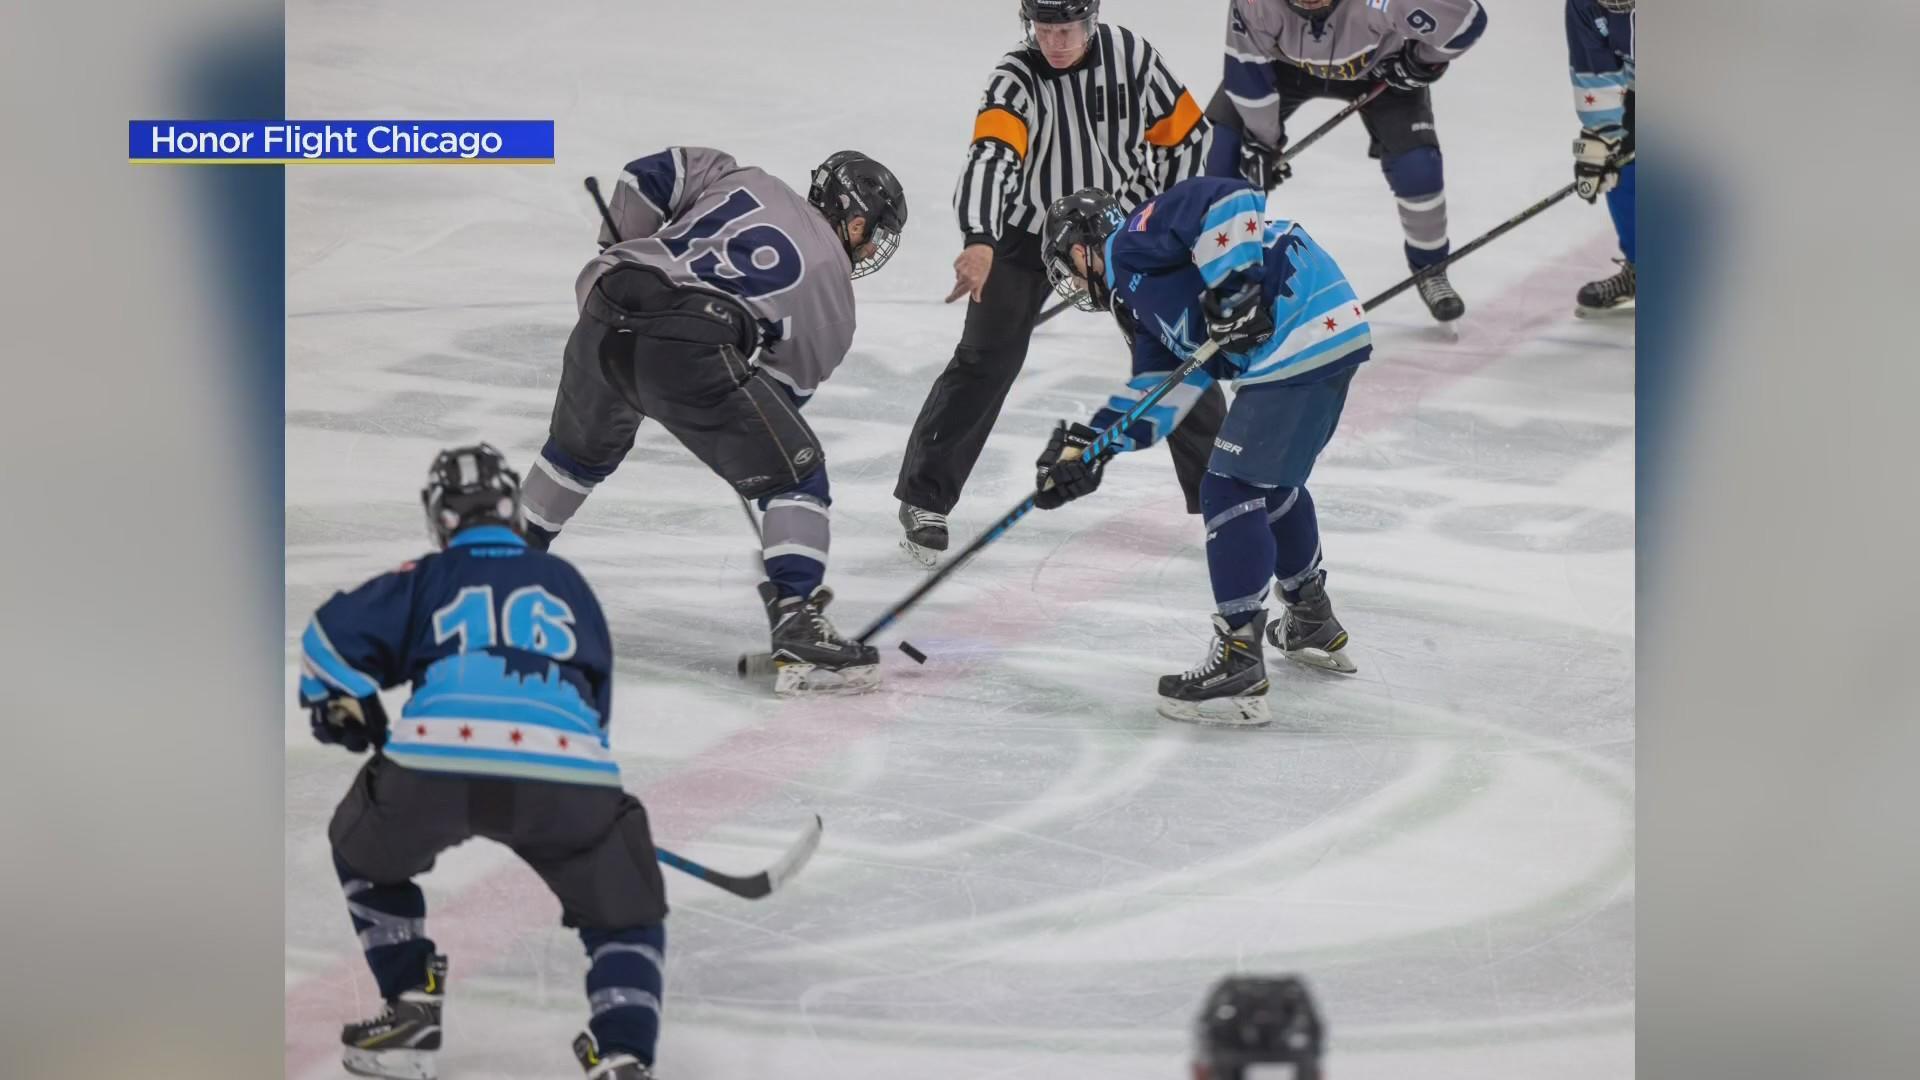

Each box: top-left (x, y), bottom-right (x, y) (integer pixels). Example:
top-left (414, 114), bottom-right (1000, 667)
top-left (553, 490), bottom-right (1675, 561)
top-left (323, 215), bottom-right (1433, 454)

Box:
top-left (954, 23), bottom-right (1209, 247)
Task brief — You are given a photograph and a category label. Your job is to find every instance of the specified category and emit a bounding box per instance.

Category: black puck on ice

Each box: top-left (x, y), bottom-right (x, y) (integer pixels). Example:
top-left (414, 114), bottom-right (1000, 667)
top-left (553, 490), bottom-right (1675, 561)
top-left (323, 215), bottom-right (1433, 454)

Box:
top-left (898, 641), bottom-right (927, 665)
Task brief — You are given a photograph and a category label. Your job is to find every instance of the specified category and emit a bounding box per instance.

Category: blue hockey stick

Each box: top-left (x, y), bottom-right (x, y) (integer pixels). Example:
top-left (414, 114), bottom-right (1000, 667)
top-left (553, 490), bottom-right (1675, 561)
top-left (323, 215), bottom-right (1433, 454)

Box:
top-left (854, 337), bottom-right (1224, 646)
top-left (655, 814), bottom-right (823, 900)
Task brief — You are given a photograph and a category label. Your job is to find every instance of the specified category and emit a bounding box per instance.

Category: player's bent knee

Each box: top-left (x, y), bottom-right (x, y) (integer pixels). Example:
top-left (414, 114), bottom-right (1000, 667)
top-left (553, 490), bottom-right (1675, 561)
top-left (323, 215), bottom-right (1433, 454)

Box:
top-left (1200, 471), bottom-right (1267, 518)
top-left (1382, 145), bottom-right (1445, 198)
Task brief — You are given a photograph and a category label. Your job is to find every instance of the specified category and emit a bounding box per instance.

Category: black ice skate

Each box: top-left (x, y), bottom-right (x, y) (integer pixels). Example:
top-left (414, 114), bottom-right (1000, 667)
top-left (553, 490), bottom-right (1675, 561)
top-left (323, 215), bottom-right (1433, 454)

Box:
top-left (1267, 571), bottom-right (1357, 674)
top-left (1414, 266), bottom-right (1467, 323)
top-left (1157, 612), bottom-right (1272, 727)
top-left (342, 953), bottom-right (447, 1080)
top-left (760, 582), bottom-right (881, 695)
top-left (898, 503), bottom-right (949, 568)
top-left (1575, 258), bottom-right (1635, 318)
top-left (571, 1030), bottom-right (657, 1079)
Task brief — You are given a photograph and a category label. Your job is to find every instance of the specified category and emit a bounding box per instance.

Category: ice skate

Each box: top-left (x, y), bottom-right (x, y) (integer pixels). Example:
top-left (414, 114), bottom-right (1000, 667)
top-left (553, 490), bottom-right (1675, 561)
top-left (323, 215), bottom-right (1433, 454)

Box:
top-left (341, 954), bottom-right (447, 1080)
top-left (572, 1031), bottom-right (657, 1079)
top-left (1575, 258), bottom-right (1635, 318)
top-left (760, 582), bottom-right (881, 695)
top-left (1156, 612), bottom-right (1272, 727)
top-left (1267, 571), bottom-right (1357, 674)
top-left (898, 503), bottom-right (948, 568)
top-left (1414, 266), bottom-right (1466, 323)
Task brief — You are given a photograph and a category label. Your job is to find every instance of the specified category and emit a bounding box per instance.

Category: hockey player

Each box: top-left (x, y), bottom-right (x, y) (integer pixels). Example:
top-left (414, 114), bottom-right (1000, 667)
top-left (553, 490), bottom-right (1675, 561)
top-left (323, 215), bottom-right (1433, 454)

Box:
top-left (1203, 0), bottom-right (1491, 324)
top-left (894, 0), bottom-right (1227, 566)
top-left (1035, 179), bottom-right (1368, 725)
top-left (1191, 975), bottom-right (1327, 1079)
top-left (520, 147), bottom-right (908, 694)
top-left (1568, 0), bottom-right (1636, 315)
top-left (302, 444), bottom-right (667, 1080)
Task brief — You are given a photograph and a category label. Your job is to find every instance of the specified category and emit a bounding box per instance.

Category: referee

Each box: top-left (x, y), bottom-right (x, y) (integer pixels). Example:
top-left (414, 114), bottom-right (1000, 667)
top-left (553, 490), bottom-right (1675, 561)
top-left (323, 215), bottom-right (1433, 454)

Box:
top-left (895, 0), bottom-right (1227, 565)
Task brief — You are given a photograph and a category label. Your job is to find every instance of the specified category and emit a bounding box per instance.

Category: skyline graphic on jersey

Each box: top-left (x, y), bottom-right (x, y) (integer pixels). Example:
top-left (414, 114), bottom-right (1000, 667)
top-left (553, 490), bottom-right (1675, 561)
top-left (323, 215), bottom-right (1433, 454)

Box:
top-left (403, 652), bottom-right (603, 735)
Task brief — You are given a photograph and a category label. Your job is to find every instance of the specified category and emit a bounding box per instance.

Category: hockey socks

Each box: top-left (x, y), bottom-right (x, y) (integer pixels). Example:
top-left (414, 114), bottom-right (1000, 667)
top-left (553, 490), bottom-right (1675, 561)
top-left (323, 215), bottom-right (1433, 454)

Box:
top-left (1268, 485), bottom-right (1323, 603)
top-left (581, 925), bottom-right (667, 1065)
top-left (334, 851), bottom-right (437, 1001)
top-left (1201, 472), bottom-right (1276, 631)
top-left (522, 440), bottom-right (621, 550)
top-left (760, 468), bottom-right (832, 598)
top-left (1383, 146), bottom-right (1450, 270)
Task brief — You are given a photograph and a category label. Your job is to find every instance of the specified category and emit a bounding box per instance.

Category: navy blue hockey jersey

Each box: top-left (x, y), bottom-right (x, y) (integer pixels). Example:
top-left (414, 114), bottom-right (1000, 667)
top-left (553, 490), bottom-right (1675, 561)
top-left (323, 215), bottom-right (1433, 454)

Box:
top-left (1089, 176), bottom-right (1371, 451)
top-left (298, 525), bottom-right (620, 787)
top-left (1567, 0), bottom-right (1635, 130)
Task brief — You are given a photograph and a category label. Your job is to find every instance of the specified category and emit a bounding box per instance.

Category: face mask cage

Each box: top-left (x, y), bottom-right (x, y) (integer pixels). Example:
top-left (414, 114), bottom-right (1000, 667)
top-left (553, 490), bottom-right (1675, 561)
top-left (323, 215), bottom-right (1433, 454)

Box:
top-left (850, 223), bottom-right (900, 279)
top-left (1044, 243), bottom-right (1107, 312)
top-left (1595, 0), bottom-right (1634, 12)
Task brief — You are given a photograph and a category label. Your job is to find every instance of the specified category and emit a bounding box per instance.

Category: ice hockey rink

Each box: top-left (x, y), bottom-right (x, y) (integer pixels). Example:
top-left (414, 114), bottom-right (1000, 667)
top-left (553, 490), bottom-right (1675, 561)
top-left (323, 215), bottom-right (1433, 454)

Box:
top-left (283, 1), bottom-right (1634, 1076)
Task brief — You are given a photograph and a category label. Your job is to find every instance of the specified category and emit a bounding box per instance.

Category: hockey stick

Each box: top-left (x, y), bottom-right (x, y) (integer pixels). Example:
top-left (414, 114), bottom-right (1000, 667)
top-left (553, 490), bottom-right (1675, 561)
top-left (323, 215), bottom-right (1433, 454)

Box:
top-left (738, 339), bottom-right (1223, 676)
top-left (1359, 155), bottom-right (1633, 311)
top-left (856, 338), bottom-right (1222, 641)
top-left (655, 814), bottom-right (824, 900)
top-left (1034, 86), bottom-right (1385, 332)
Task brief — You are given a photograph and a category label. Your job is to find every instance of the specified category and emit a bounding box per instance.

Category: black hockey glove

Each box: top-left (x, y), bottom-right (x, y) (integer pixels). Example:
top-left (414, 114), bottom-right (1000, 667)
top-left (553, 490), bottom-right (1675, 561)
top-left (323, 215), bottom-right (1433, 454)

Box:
top-left (1573, 125), bottom-right (1629, 203)
top-left (1034, 421), bottom-right (1107, 510)
top-left (1202, 281), bottom-right (1275, 355)
top-left (1375, 46), bottom-right (1448, 92)
top-left (1237, 138), bottom-right (1292, 192)
top-left (309, 694), bottom-right (387, 753)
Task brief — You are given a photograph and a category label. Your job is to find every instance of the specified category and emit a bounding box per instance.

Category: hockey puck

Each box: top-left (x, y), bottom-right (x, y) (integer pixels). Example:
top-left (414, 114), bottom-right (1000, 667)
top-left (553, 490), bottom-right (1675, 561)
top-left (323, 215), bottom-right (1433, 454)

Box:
top-left (898, 641), bottom-right (927, 665)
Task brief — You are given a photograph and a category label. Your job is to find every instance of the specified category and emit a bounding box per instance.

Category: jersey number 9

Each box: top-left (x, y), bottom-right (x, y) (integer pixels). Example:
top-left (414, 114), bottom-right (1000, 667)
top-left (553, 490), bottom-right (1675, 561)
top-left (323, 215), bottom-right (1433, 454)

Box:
top-left (658, 187), bottom-right (806, 300)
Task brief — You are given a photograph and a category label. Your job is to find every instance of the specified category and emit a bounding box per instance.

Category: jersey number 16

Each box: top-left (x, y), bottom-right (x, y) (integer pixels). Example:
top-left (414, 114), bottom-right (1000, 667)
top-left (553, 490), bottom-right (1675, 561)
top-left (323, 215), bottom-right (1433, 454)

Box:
top-left (432, 585), bottom-right (578, 660)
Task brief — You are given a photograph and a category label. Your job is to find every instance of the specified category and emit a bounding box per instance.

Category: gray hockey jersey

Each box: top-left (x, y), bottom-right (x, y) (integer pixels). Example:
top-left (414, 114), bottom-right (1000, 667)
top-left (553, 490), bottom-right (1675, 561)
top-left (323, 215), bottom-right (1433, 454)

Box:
top-left (576, 147), bottom-right (856, 398)
top-left (1224, 0), bottom-right (1490, 148)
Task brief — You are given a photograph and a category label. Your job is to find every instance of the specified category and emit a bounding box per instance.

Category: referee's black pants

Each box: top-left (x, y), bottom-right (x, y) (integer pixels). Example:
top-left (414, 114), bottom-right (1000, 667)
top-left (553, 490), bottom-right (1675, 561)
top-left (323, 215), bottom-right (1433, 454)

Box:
top-left (895, 231), bottom-right (1226, 516)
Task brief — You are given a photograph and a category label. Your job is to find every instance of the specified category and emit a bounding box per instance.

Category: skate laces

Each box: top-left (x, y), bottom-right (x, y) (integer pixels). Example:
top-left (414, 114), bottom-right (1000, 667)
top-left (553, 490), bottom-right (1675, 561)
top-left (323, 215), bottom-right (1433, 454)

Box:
top-left (1418, 271), bottom-right (1459, 302)
top-left (1183, 633), bottom-right (1230, 678)
top-left (904, 506), bottom-right (946, 530)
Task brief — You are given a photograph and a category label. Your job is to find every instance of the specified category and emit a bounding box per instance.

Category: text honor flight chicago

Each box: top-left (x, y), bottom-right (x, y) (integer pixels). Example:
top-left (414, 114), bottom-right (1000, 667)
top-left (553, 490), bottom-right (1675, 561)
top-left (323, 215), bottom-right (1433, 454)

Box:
top-left (147, 122), bottom-right (508, 159)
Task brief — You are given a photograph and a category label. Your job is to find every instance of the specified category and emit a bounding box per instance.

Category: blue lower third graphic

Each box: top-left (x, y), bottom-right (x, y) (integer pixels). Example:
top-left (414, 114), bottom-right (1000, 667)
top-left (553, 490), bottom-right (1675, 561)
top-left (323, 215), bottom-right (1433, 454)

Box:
top-left (128, 120), bottom-right (554, 164)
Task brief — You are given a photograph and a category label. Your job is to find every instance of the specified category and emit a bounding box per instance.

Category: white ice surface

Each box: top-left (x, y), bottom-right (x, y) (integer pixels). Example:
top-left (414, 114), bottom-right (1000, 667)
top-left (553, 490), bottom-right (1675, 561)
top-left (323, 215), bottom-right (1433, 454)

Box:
top-left (286, 2), bottom-right (1634, 1077)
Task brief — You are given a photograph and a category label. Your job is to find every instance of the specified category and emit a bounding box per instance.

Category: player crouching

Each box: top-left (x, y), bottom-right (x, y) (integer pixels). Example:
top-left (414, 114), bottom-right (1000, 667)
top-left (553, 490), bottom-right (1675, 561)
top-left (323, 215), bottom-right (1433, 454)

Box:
top-left (1034, 179), bottom-right (1366, 726)
top-left (520, 147), bottom-right (908, 695)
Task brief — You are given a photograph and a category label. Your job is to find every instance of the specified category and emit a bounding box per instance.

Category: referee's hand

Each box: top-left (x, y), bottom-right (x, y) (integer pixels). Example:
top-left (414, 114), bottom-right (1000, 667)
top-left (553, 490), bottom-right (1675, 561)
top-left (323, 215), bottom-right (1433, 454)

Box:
top-left (946, 244), bottom-right (995, 304)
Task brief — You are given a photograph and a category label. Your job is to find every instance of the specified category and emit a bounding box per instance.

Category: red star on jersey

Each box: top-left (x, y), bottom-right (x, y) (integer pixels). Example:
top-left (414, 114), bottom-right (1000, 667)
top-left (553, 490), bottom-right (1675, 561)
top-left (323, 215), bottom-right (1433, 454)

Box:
top-left (1244, 219), bottom-right (1259, 235)
top-left (1215, 231), bottom-right (1230, 248)
top-left (557, 735), bottom-right (570, 750)
top-left (1585, 93), bottom-right (1597, 105)
top-left (1353, 304), bottom-right (1364, 319)
top-left (458, 724), bottom-right (473, 741)
top-left (1324, 316), bottom-right (1338, 332)
top-left (415, 724), bottom-right (427, 737)
top-left (509, 729), bottom-right (524, 746)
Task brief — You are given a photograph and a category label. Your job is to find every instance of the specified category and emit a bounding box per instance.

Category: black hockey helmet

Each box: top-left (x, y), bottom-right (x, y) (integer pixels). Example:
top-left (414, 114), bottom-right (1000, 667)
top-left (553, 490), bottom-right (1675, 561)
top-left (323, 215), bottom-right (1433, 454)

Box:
top-left (1041, 188), bottom-right (1125, 312)
top-left (808, 150), bottom-right (908, 279)
top-left (420, 443), bottom-right (525, 550)
top-left (1191, 975), bottom-right (1326, 1080)
top-left (1021, 0), bottom-right (1098, 49)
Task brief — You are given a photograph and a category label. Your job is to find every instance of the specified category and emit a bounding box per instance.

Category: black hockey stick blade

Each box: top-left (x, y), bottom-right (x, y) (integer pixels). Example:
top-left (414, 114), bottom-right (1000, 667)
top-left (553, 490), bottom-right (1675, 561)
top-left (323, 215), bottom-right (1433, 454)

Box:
top-left (654, 814), bottom-right (824, 900)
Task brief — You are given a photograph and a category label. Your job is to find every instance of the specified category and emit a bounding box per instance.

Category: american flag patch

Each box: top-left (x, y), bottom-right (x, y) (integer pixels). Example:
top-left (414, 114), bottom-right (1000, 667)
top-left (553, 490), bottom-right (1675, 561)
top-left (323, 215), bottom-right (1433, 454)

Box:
top-left (1369, 0), bottom-right (1390, 11)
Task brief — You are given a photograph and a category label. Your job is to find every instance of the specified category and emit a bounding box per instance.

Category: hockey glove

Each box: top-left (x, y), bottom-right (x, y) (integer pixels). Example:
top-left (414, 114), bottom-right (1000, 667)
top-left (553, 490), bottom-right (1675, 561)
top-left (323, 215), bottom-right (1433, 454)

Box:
top-left (1034, 421), bottom-right (1106, 510)
top-left (1202, 281), bottom-right (1275, 356)
top-left (1573, 125), bottom-right (1628, 203)
top-left (1237, 139), bottom-right (1292, 192)
top-left (1375, 46), bottom-right (1448, 92)
top-left (309, 694), bottom-right (387, 753)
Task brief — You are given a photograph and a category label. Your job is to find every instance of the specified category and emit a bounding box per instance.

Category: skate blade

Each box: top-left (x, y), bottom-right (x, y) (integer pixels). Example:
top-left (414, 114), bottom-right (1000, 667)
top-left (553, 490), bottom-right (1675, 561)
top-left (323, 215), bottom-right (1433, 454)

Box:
top-left (899, 538), bottom-right (942, 569)
top-left (1575, 299), bottom-right (1636, 319)
top-left (1283, 646), bottom-right (1358, 674)
top-left (1157, 692), bottom-right (1272, 728)
top-left (774, 661), bottom-right (882, 697)
top-left (343, 1047), bottom-right (437, 1080)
